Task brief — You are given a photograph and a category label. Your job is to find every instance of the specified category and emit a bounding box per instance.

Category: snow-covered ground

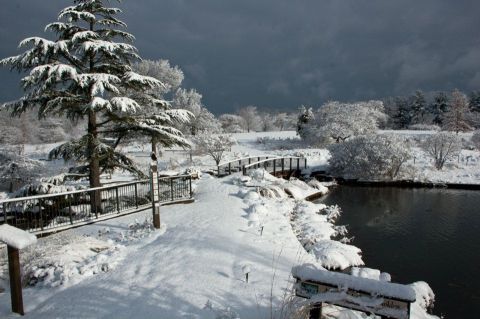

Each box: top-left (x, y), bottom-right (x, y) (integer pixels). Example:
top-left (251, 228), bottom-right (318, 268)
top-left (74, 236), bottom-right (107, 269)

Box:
top-left (0, 131), bottom-right (443, 318)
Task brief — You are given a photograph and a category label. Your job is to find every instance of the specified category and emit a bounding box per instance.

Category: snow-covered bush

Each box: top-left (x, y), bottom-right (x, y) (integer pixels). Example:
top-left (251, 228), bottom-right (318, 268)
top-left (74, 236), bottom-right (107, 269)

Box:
top-left (0, 145), bottom-right (44, 192)
top-left (472, 130), bottom-right (480, 150)
top-left (194, 134), bottom-right (235, 165)
top-left (328, 134), bottom-right (411, 180)
top-left (298, 101), bottom-right (386, 146)
top-left (219, 114), bottom-right (245, 133)
top-left (408, 124), bottom-right (441, 131)
top-left (420, 132), bottom-right (461, 170)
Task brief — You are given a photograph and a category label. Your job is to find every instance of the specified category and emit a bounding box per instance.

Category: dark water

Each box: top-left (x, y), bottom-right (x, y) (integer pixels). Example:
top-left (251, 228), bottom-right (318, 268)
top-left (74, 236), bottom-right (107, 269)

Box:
top-left (320, 186), bottom-right (480, 319)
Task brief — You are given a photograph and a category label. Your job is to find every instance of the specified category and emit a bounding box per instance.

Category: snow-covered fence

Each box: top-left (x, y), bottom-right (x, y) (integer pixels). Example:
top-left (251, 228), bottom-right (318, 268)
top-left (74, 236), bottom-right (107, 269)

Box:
top-left (0, 176), bottom-right (193, 235)
top-left (217, 155), bottom-right (279, 176)
top-left (242, 156), bottom-right (307, 177)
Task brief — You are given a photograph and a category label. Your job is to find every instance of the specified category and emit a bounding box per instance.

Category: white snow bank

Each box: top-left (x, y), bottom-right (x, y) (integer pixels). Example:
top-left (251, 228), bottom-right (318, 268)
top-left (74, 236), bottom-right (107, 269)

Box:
top-left (0, 224), bottom-right (37, 249)
top-left (410, 281), bottom-right (438, 319)
top-left (292, 263), bottom-right (416, 301)
top-left (291, 201), bottom-right (363, 270)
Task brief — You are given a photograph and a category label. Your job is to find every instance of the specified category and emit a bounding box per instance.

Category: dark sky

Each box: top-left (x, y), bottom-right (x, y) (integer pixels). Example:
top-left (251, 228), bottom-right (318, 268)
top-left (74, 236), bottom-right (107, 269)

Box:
top-left (1, 0), bottom-right (479, 114)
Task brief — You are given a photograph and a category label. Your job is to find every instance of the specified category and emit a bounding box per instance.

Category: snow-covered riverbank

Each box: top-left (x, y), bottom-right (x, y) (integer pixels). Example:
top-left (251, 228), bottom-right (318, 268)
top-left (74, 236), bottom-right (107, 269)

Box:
top-left (0, 170), bottom-right (438, 318)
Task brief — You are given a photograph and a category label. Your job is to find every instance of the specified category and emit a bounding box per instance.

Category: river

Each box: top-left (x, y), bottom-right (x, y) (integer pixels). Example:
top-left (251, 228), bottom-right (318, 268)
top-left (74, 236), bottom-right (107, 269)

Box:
top-left (320, 186), bottom-right (480, 318)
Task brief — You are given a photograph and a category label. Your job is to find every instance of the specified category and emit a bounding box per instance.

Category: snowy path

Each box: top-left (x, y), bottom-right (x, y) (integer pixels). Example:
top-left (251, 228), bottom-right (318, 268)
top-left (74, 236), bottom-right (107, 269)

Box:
top-left (3, 176), bottom-right (308, 318)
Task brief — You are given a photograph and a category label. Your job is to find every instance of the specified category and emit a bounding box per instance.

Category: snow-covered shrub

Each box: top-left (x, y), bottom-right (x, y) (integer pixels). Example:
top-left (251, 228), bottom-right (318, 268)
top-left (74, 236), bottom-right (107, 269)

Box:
top-left (0, 145), bottom-right (44, 192)
top-left (184, 167), bottom-right (202, 179)
top-left (300, 101), bottom-right (386, 146)
top-left (420, 132), bottom-right (461, 170)
top-left (472, 130), bottom-right (480, 150)
top-left (193, 134), bottom-right (235, 165)
top-left (219, 114), bottom-right (245, 133)
top-left (328, 134), bottom-right (411, 180)
top-left (408, 124), bottom-right (441, 131)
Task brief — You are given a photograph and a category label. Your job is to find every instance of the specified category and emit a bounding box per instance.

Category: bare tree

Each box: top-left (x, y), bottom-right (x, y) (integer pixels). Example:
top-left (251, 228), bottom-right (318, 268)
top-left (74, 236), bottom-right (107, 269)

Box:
top-left (421, 132), bottom-right (461, 170)
top-left (443, 89), bottom-right (473, 134)
top-left (193, 134), bottom-right (235, 165)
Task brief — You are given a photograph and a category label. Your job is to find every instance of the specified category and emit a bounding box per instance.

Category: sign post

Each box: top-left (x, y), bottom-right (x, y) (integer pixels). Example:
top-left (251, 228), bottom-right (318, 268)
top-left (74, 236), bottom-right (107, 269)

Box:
top-left (0, 224), bottom-right (38, 316)
top-left (150, 152), bottom-right (161, 229)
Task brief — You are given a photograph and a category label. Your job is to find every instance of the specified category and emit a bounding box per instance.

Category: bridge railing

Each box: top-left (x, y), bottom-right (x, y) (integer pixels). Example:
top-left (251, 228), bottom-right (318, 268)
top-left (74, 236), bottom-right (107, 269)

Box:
top-left (242, 157), bottom-right (307, 176)
top-left (217, 155), bottom-right (279, 176)
top-left (0, 175), bottom-right (193, 235)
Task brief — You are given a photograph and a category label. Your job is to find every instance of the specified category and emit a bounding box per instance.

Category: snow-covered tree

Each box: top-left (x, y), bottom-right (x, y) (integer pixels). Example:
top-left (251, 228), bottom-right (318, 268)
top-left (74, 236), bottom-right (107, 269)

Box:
top-left (313, 100), bottom-right (386, 144)
top-left (274, 112), bottom-right (293, 131)
top-left (443, 89), bottom-right (473, 133)
top-left (173, 88), bottom-right (221, 136)
top-left (469, 91), bottom-right (480, 113)
top-left (328, 134), bottom-right (411, 180)
top-left (421, 132), bottom-right (461, 170)
top-left (219, 114), bottom-right (244, 133)
top-left (430, 92), bottom-right (449, 126)
top-left (472, 130), bottom-right (480, 150)
top-left (392, 97), bottom-right (413, 129)
top-left (296, 105), bottom-right (315, 141)
top-left (0, 145), bottom-right (44, 192)
top-left (133, 59), bottom-right (183, 96)
top-left (193, 134), bottom-right (235, 165)
top-left (237, 106), bottom-right (260, 132)
top-left (258, 111), bottom-right (275, 132)
top-left (1, 0), bottom-right (181, 188)
top-left (410, 90), bottom-right (427, 123)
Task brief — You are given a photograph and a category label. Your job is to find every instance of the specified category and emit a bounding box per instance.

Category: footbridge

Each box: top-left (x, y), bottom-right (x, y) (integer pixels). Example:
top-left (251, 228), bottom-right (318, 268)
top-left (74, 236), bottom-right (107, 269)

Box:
top-left (217, 156), bottom-right (307, 178)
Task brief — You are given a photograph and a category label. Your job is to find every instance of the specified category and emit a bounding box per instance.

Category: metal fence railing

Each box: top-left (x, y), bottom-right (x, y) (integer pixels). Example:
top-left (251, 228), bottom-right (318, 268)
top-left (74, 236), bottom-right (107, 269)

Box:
top-left (0, 175), bottom-right (193, 235)
top-left (242, 157), bottom-right (307, 176)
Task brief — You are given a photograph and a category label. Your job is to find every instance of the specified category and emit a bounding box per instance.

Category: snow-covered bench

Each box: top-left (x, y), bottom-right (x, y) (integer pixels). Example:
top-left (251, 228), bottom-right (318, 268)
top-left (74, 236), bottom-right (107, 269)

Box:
top-left (292, 264), bottom-right (416, 319)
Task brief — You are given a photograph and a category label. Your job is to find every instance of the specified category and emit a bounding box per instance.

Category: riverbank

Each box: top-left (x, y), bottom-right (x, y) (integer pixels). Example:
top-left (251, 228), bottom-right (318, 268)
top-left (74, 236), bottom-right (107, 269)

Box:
top-left (311, 172), bottom-right (480, 190)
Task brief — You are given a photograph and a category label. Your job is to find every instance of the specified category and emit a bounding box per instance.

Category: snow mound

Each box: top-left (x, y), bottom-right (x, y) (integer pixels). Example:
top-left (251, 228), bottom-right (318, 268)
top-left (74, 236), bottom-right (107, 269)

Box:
top-left (21, 235), bottom-right (123, 287)
top-left (311, 240), bottom-right (364, 270)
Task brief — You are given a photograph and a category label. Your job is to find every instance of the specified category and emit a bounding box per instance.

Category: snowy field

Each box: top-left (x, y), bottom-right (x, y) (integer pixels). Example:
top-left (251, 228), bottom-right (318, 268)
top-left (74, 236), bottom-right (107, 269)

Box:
top-left (0, 131), bottom-right (445, 318)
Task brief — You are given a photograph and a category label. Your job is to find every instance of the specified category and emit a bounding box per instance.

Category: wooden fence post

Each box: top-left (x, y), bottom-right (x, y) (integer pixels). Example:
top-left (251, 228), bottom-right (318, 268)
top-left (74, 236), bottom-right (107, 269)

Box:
top-left (8, 246), bottom-right (24, 315)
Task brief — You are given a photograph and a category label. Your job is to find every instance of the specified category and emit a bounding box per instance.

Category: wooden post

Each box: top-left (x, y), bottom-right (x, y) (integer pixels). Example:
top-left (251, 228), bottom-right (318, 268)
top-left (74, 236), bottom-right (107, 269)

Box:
top-left (150, 153), bottom-right (161, 229)
top-left (309, 303), bottom-right (322, 319)
top-left (8, 246), bottom-right (24, 315)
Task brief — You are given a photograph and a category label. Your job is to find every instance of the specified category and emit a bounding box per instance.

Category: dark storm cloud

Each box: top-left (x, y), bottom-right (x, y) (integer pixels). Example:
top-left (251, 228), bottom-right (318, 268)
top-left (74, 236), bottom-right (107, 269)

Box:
top-left (1, 0), bottom-right (479, 114)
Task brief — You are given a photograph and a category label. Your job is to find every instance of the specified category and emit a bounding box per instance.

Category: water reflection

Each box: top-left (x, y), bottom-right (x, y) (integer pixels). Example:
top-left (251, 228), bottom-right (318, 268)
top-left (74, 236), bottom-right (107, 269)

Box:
top-left (320, 186), bottom-right (480, 318)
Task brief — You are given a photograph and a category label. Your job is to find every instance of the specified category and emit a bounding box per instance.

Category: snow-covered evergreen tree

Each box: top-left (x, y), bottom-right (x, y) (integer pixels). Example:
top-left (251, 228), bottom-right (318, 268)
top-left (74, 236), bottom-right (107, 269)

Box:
top-left (0, 0), bottom-right (186, 188)
top-left (173, 88), bottom-right (221, 136)
top-left (0, 145), bottom-right (44, 192)
top-left (296, 105), bottom-right (315, 141)
top-left (410, 90), bottom-right (427, 124)
top-left (430, 92), bottom-right (449, 126)
top-left (393, 97), bottom-right (413, 129)
top-left (469, 91), bottom-right (480, 113)
top-left (443, 89), bottom-right (473, 133)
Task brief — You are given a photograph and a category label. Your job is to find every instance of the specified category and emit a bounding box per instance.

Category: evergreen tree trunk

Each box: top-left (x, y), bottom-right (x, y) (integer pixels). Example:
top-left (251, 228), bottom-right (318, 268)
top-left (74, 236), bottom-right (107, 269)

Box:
top-left (151, 136), bottom-right (158, 156)
top-left (88, 109), bottom-right (102, 213)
